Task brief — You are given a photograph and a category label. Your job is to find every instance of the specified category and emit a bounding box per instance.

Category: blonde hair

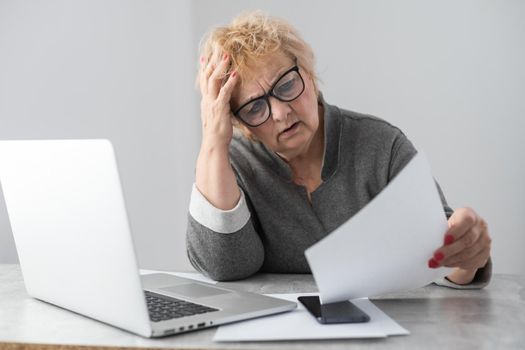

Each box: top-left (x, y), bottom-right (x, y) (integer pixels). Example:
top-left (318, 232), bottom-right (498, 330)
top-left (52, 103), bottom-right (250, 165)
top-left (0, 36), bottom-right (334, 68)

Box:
top-left (197, 11), bottom-right (318, 139)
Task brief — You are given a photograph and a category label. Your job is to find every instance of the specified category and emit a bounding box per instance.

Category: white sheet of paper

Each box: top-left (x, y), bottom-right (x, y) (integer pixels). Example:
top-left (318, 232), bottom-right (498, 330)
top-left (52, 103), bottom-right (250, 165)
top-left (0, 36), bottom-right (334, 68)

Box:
top-left (139, 269), bottom-right (218, 284)
top-left (213, 293), bottom-right (409, 342)
top-left (305, 152), bottom-right (452, 303)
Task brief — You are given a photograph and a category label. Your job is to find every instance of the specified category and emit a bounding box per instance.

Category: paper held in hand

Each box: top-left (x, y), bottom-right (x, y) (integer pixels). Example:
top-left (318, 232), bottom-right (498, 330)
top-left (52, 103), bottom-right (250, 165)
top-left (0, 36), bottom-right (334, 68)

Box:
top-left (305, 151), bottom-right (453, 304)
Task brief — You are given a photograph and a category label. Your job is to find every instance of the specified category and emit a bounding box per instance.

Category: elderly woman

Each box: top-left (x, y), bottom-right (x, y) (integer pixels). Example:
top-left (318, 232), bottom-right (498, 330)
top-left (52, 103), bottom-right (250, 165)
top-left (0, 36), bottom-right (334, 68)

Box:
top-left (186, 11), bottom-right (492, 288)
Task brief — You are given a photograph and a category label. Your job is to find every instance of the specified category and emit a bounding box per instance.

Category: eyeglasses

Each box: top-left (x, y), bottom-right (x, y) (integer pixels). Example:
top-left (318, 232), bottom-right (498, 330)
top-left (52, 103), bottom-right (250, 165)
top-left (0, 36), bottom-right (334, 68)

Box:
top-left (233, 65), bottom-right (305, 127)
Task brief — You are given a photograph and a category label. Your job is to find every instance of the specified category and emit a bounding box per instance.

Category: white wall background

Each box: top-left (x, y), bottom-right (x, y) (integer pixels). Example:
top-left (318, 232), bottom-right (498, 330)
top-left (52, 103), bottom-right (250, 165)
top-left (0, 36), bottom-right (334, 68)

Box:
top-left (1, 0), bottom-right (524, 275)
top-left (0, 0), bottom-right (199, 270)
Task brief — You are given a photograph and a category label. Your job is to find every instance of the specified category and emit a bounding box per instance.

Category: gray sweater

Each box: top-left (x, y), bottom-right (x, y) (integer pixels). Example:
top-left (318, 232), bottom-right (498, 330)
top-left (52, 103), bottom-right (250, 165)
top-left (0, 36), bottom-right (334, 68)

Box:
top-left (186, 96), bottom-right (491, 288)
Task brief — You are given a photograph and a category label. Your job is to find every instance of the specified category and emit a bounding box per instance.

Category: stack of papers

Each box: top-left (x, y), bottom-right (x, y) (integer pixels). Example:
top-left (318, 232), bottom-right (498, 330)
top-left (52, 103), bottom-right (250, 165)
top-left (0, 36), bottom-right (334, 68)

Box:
top-left (213, 293), bottom-right (408, 341)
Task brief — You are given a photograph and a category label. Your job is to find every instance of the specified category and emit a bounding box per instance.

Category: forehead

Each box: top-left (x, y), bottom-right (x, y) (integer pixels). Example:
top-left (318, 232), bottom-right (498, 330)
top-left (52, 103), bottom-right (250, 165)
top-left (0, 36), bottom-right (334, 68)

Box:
top-left (232, 53), bottom-right (294, 107)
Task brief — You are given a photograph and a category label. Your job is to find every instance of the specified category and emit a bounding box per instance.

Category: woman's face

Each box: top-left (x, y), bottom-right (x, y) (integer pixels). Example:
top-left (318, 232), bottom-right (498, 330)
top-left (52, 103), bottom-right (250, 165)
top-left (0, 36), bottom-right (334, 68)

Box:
top-left (230, 54), bottom-right (320, 161)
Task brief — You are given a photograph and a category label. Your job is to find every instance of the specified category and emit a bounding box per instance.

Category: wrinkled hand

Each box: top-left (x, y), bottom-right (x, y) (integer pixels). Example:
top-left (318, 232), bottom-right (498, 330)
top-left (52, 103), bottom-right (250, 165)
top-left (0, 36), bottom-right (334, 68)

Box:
top-left (199, 53), bottom-right (238, 149)
top-left (429, 207), bottom-right (492, 284)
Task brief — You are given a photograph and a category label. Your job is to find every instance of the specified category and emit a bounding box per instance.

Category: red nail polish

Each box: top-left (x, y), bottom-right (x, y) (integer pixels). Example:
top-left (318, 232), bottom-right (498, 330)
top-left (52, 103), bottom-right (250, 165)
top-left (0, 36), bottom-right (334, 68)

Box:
top-left (428, 259), bottom-right (439, 268)
top-left (434, 251), bottom-right (444, 261)
top-left (444, 234), bottom-right (454, 245)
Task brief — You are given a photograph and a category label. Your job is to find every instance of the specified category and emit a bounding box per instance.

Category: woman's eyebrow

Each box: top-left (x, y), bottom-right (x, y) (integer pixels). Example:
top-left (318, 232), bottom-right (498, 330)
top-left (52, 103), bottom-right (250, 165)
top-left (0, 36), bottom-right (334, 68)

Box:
top-left (238, 66), bottom-right (291, 106)
top-left (237, 89), bottom-right (264, 109)
top-left (238, 85), bottom-right (266, 107)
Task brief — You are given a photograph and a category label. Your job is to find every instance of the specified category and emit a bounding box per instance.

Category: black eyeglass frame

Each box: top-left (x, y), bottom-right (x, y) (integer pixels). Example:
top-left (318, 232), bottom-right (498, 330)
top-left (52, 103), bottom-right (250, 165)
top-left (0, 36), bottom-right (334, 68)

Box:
top-left (232, 65), bottom-right (306, 127)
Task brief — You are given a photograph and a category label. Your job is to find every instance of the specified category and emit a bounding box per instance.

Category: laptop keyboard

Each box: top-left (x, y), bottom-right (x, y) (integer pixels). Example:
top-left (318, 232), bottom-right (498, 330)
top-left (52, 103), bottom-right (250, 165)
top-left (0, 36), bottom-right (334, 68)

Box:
top-left (144, 290), bottom-right (219, 322)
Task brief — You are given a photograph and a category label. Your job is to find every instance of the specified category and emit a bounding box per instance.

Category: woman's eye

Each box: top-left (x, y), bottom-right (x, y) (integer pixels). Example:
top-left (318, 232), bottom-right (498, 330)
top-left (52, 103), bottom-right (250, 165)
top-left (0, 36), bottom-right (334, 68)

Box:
top-left (247, 100), bottom-right (265, 115)
top-left (275, 77), bottom-right (296, 95)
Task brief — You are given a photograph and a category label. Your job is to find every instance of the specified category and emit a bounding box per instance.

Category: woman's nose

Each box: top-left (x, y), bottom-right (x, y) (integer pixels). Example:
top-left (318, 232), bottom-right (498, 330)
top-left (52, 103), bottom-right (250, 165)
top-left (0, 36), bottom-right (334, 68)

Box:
top-left (269, 98), bottom-right (292, 123)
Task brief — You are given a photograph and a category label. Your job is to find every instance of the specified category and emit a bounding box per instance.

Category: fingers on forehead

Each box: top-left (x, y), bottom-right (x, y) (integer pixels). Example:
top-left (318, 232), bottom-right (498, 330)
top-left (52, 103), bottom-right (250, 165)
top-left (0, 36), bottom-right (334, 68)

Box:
top-left (218, 73), bottom-right (238, 101)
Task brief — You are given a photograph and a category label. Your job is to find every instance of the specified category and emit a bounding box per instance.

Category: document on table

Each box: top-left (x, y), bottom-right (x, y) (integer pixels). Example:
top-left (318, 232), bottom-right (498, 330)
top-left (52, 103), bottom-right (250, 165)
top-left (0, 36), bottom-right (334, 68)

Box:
top-left (213, 293), bottom-right (408, 342)
top-left (305, 152), bottom-right (452, 304)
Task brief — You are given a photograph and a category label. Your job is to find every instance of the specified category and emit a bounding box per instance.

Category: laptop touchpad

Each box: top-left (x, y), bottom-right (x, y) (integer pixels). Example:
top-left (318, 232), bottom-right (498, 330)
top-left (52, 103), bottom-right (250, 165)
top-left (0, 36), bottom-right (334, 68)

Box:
top-left (160, 283), bottom-right (231, 299)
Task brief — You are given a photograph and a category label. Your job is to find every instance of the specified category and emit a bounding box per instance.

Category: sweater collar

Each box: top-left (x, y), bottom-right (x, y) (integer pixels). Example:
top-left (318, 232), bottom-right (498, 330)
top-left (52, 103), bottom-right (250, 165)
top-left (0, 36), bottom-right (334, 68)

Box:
top-left (320, 94), bottom-right (342, 181)
top-left (260, 93), bottom-right (342, 182)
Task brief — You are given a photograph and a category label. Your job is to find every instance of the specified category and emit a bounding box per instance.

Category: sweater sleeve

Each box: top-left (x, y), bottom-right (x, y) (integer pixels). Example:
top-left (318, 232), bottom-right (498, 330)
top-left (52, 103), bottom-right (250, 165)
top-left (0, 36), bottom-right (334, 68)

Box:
top-left (388, 131), bottom-right (492, 289)
top-left (185, 184), bottom-right (264, 281)
top-left (432, 258), bottom-right (492, 289)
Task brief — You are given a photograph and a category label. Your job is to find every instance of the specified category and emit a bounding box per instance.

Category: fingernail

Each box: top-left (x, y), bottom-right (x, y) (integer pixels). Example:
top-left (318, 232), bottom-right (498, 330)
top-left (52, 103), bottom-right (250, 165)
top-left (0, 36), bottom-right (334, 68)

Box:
top-left (200, 56), bottom-right (204, 63)
top-left (223, 53), bottom-right (228, 60)
top-left (444, 234), bottom-right (454, 245)
top-left (434, 251), bottom-right (444, 261)
top-left (428, 259), bottom-right (439, 269)
top-left (231, 71), bottom-right (237, 77)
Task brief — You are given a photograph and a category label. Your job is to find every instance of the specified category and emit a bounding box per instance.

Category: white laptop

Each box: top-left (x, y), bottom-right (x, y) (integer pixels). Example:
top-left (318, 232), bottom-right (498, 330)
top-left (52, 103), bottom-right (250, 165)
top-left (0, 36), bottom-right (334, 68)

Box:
top-left (0, 139), bottom-right (296, 338)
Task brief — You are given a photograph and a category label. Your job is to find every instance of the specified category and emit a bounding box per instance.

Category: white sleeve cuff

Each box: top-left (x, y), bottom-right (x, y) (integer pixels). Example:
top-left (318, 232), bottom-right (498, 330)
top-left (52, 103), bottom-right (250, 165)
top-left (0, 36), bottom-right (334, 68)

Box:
top-left (189, 184), bottom-right (251, 234)
top-left (433, 276), bottom-right (489, 290)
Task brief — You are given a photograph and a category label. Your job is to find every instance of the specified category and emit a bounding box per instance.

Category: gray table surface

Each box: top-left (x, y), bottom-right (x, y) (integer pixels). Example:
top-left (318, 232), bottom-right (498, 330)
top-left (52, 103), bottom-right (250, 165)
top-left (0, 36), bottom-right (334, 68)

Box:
top-left (1, 264), bottom-right (524, 349)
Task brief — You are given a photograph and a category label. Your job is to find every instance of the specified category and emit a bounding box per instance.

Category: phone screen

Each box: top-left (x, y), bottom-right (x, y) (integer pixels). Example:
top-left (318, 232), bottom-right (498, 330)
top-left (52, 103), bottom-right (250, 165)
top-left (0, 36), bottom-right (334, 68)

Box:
top-left (298, 295), bottom-right (370, 324)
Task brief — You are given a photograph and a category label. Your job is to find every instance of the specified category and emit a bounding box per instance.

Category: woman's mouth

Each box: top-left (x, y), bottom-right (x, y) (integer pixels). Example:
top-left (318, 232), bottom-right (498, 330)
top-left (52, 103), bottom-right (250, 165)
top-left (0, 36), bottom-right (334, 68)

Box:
top-left (279, 122), bottom-right (300, 138)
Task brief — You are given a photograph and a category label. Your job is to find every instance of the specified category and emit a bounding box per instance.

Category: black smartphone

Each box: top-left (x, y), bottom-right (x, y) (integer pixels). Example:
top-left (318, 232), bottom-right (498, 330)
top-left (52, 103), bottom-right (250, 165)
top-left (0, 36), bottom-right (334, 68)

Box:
top-left (298, 295), bottom-right (370, 324)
